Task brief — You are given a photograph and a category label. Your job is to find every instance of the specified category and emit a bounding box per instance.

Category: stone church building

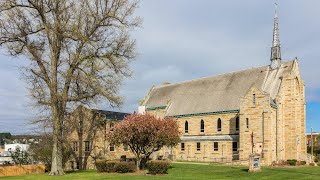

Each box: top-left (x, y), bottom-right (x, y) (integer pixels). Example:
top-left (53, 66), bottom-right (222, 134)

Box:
top-left (139, 10), bottom-right (307, 165)
top-left (65, 8), bottom-right (307, 170)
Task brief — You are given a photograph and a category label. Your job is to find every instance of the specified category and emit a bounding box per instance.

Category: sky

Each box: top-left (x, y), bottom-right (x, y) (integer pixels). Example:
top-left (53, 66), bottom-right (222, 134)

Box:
top-left (0, 0), bottom-right (319, 134)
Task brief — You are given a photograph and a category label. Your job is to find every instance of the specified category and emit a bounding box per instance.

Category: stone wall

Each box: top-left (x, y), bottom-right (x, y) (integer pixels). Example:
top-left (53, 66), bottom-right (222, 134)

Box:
top-left (65, 106), bottom-right (134, 170)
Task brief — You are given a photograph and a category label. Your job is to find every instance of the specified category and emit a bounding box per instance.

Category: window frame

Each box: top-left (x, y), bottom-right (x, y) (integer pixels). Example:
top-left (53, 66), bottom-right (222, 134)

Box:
top-left (217, 118), bottom-right (222, 132)
top-left (200, 119), bottom-right (204, 133)
top-left (123, 144), bottom-right (128, 151)
top-left (185, 121), bottom-right (189, 133)
top-left (84, 141), bottom-right (90, 152)
top-left (181, 143), bottom-right (185, 151)
top-left (214, 142), bottom-right (218, 151)
top-left (232, 142), bottom-right (238, 152)
top-left (246, 118), bottom-right (249, 129)
top-left (197, 142), bottom-right (201, 151)
top-left (72, 141), bottom-right (78, 152)
top-left (236, 117), bottom-right (239, 131)
top-left (110, 122), bottom-right (114, 131)
top-left (110, 144), bottom-right (115, 152)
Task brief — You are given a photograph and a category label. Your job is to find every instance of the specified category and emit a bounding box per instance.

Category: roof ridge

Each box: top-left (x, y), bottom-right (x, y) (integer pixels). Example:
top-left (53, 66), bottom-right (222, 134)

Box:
top-left (155, 64), bottom-right (268, 89)
top-left (155, 60), bottom-right (294, 89)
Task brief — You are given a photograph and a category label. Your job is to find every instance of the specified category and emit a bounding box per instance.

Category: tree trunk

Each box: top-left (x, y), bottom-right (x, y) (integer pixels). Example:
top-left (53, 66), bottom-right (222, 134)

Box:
top-left (140, 157), bottom-right (148, 170)
top-left (136, 158), bottom-right (141, 171)
top-left (49, 105), bottom-right (65, 175)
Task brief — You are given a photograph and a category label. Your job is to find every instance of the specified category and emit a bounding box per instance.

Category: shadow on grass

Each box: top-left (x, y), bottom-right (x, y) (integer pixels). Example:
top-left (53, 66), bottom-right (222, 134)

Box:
top-left (240, 169), bottom-right (249, 172)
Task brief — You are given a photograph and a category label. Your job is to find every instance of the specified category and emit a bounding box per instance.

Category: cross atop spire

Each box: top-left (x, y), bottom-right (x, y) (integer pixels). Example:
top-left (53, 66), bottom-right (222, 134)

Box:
top-left (270, 1), bottom-right (281, 69)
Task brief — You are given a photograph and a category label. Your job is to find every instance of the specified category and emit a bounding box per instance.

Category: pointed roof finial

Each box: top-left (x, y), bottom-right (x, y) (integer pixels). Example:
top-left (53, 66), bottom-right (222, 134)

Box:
top-left (270, 1), bottom-right (282, 69)
top-left (275, 1), bottom-right (278, 18)
top-left (273, 1), bottom-right (280, 47)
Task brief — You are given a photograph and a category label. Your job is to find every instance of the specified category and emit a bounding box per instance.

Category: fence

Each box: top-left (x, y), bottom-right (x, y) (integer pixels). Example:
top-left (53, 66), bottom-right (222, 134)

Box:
top-left (0, 164), bottom-right (45, 177)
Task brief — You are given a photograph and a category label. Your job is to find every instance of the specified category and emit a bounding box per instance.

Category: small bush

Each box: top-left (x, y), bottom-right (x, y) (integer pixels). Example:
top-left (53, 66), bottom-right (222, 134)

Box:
top-left (271, 160), bottom-right (287, 166)
top-left (309, 163), bottom-right (315, 166)
top-left (115, 162), bottom-right (136, 173)
top-left (300, 161), bottom-right (306, 165)
top-left (146, 160), bottom-right (170, 175)
top-left (287, 159), bottom-right (297, 166)
top-left (120, 155), bottom-right (127, 162)
top-left (95, 160), bottom-right (107, 172)
top-left (96, 160), bottom-right (136, 173)
top-left (95, 160), bottom-right (117, 173)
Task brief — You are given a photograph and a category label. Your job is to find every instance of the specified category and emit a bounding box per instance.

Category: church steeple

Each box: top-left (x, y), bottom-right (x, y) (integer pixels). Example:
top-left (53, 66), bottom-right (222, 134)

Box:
top-left (270, 2), bottom-right (281, 69)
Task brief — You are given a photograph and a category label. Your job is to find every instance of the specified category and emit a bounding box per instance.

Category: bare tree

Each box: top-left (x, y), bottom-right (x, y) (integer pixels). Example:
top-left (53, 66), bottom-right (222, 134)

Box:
top-left (0, 0), bottom-right (141, 175)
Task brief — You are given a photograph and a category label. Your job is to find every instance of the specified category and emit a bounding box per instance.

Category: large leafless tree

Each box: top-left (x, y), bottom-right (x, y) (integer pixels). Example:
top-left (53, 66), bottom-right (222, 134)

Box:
top-left (0, 0), bottom-right (141, 175)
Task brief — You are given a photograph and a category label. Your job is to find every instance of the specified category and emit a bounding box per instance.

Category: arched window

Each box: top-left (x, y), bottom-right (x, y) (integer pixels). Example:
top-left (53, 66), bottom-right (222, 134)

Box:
top-left (200, 120), bottom-right (204, 132)
top-left (236, 117), bottom-right (239, 131)
top-left (217, 118), bottom-right (222, 132)
top-left (253, 94), bottom-right (256, 106)
top-left (185, 121), bottom-right (189, 133)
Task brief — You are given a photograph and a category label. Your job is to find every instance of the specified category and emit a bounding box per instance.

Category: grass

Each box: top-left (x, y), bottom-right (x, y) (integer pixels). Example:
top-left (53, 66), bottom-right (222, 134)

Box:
top-left (1, 163), bottom-right (320, 180)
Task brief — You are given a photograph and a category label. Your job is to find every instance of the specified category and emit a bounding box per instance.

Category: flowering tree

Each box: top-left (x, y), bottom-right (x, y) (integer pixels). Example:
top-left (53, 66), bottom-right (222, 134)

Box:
top-left (107, 114), bottom-right (180, 170)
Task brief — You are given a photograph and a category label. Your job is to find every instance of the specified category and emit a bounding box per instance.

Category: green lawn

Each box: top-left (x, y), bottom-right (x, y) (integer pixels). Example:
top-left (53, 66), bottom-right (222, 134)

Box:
top-left (1, 163), bottom-right (320, 180)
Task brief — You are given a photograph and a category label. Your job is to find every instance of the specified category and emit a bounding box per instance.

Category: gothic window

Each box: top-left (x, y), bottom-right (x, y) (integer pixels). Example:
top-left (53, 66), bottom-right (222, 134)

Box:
top-left (110, 144), bottom-right (115, 152)
top-left (185, 121), bottom-right (189, 133)
top-left (217, 118), bottom-right (222, 132)
top-left (236, 117), bottom-right (239, 131)
top-left (246, 118), bottom-right (249, 129)
top-left (200, 120), bottom-right (204, 132)
top-left (84, 141), bottom-right (90, 152)
top-left (295, 78), bottom-right (300, 96)
top-left (214, 142), bottom-right (218, 151)
top-left (78, 120), bottom-right (83, 134)
top-left (253, 94), bottom-right (256, 106)
top-left (197, 142), bottom-right (201, 151)
top-left (181, 143), bottom-right (185, 151)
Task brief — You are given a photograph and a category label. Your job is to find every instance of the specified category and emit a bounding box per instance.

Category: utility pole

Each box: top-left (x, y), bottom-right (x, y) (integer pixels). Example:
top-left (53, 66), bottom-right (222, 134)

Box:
top-left (311, 127), bottom-right (313, 157)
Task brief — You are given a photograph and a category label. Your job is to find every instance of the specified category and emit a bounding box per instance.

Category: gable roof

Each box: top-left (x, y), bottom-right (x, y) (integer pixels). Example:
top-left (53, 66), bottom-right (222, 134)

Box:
top-left (143, 61), bottom-right (294, 117)
top-left (91, 109), bottom-right (129, 120)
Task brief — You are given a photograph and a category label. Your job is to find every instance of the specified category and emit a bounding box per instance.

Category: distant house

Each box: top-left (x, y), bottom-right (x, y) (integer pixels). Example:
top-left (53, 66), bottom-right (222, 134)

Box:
top-left (0, 143), bottom-right (30, 165)
top-left (306, 133), bottom-right (320, 147)
top-left (5, 143), bottom-right (30, 152)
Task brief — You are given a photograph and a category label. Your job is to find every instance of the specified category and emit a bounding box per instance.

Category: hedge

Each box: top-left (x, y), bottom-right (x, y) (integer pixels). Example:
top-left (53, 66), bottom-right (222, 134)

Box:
top-left (146, 160), bottom-right (170, 175)
top-left (95, 160), bottom-right (136, 173)
top-left (287, 159), bottom-right (297, 166)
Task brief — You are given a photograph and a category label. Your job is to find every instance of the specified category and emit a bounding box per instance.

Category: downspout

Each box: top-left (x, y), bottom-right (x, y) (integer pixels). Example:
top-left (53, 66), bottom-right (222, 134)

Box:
top-left (104, 117), bottom-right (107, 159)
top-left (276, 107), bottom-right (278, 161)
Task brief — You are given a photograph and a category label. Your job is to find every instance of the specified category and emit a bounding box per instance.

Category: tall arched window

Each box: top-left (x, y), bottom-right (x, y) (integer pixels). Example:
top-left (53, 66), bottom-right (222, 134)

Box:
top-left (217, 118), bottom-right (222, 132)
top-left (236, 117), bottom-right (239, 131)
top-left (185, 121), bottom-right (189, 133)
top-left (200, 120), bottom-right (204, 132)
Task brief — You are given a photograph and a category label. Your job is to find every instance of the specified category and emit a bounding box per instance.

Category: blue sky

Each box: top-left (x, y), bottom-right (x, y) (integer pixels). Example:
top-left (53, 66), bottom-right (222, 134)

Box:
top-left (0, 0), bottom-right (319, 134)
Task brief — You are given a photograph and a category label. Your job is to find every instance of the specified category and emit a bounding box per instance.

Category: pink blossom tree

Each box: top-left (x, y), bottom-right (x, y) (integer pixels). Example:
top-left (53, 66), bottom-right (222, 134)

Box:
top-left (107, 114), bottom-right (180, 170)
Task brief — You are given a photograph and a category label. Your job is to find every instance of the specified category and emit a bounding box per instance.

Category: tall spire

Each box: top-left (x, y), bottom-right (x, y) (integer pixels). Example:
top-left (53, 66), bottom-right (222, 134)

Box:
top-left (273, 2), bottom-right (280, 47)
top-left (270, 2), bottom-right (281, 69)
